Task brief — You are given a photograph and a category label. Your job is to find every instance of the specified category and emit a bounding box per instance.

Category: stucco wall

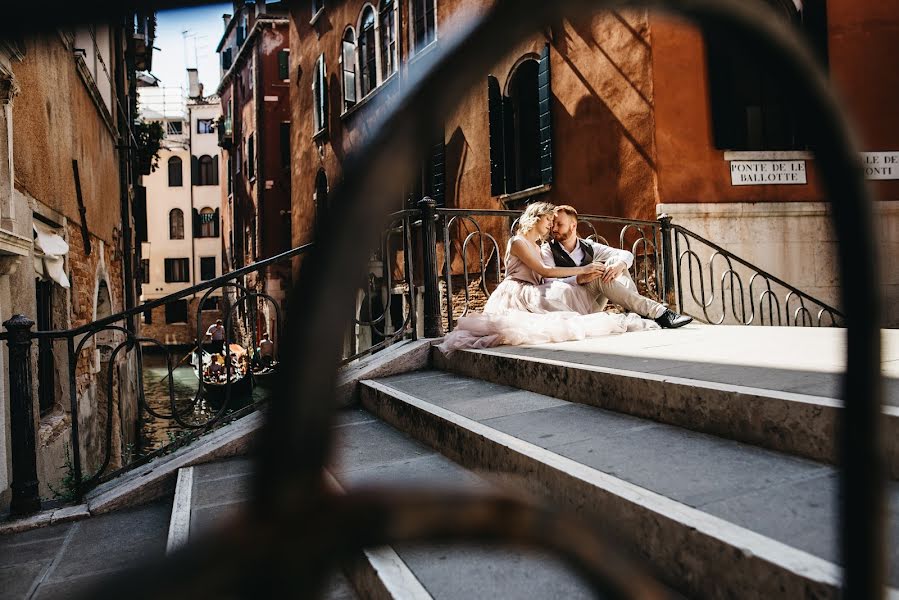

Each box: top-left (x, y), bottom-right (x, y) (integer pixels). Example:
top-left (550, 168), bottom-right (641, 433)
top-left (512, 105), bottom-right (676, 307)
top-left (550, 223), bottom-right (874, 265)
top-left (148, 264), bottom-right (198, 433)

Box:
top-left (12, 34), bottom-right (121, 244)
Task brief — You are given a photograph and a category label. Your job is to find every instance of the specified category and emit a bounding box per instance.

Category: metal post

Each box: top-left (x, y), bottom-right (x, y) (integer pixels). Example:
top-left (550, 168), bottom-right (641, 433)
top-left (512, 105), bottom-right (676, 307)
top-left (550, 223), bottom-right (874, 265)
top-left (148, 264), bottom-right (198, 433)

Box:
top-left (658, 214), bottom-right (677, 308)
top-left (3, 314), bottom-right (41, 516)
top-left (418, 197), bottom-right (442, 337)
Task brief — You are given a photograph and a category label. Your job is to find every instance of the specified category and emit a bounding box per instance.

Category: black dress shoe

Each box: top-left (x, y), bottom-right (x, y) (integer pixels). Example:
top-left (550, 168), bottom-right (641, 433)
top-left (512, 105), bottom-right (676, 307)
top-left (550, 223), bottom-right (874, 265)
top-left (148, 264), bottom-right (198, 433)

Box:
top-left (654, 310), bottom-right (693, 329)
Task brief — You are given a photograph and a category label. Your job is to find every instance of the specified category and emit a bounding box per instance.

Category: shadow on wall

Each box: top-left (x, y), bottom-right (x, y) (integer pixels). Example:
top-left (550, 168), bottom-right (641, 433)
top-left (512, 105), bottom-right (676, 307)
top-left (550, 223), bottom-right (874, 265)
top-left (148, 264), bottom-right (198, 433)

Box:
top-left (551, 12), bottom-right (658, 219)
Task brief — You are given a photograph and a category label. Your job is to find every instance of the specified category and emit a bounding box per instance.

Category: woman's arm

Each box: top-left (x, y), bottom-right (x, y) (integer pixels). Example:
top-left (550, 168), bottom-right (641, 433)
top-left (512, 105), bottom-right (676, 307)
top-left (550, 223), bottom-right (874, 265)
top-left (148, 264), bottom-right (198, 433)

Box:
top-left (510, 239), bottom-right (602, 279)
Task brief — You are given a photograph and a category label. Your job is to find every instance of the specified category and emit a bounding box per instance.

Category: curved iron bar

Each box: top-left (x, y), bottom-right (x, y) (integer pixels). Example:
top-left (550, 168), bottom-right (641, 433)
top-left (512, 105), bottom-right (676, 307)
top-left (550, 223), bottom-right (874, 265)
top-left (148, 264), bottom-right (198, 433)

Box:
top-left (793, 301), bottom-right (814, 327)
top-left (818, 307), bottom-right (839, 327)
top-left (630, 234), bottom-right (658, 296)
top-left (678, 239), bottom-right (719, 323)
top-left (750, 273), bottom-right (783, 326)
top-left (49, 0), bottom-right (878, 597)
top-left (443, 214), bottom-right (502, 323)
top-left (132, 336), bottom-right (194, 422)
top-left (78, 333), bottom-right (136, 488)
top-left (719, 268), bottom-right (748, 325)
top-left (673, 224), bottom-right (842, 320)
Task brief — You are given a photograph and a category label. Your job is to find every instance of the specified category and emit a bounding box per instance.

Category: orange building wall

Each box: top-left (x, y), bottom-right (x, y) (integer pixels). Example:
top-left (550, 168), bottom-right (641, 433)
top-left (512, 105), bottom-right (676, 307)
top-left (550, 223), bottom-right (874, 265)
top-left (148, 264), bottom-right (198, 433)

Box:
top-left (651, 1), bottom-right (899, 205)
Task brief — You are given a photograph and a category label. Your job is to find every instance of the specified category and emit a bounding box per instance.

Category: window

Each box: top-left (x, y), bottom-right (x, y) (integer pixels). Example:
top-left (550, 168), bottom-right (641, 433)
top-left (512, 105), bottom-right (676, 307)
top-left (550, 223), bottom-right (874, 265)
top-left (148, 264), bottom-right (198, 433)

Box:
top-left (197, 154), bottom-right (219, 185)
top-left (222, 47), bottom-right (233, 70)
top-left (379, 0), bottom-right (397, 79)
top-left (202, 296), bottom-right (219, 311)
top-left (410, 0), bottom-right (436, 54)
top-left (197, 119), bottom-right (214, 134)
top-left (200, 256), bottom-right (216, 280)
top-left (705, 0), bottom-right (827, 150)
top-left (341, 28), bottom-right (357, 111)
top-left (164, 258), bottom-right (190, 283)
top-left (312, 54), bottom-right (328, 135)
top-left (169, 208), bottom-right (184, 239)
top-left (198, 207), bottom-right (218, 238)
top-left (314, 169), bottom-right (329, 235)
top-left (358, 7), bottom-right (377, 97)
top-left (280, 122), bottom-right (291, 169)
top-left (166, 120), bottom-right (183, 135)
top-left (278, 49), bottom-right (290, 81)
top-left (410, 128), bottom-right (445, 206)
top-left (35, 279), bottom-right (54, 415)
top-left (142, 302), bottom-right (152, 324)
top-left (227, 155), bottom-right (233, 195)
top-left (167, 156), bottom-right (183, 187)
top-left (164, 299), bottom-right (189, 323)
top-left (247, 135), bottom-right (256, 179)
top-left (237, 14), bottom-right (248, 46)
top-left (487, 47), bottom-right (554, 196)
top-left (141, 258), bottom-right (150, 283)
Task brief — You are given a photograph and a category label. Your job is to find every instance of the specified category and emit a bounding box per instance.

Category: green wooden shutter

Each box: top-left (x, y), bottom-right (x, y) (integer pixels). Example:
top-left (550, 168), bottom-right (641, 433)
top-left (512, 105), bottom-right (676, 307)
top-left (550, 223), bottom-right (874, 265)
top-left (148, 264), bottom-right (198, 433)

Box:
top-left (278, 50), bottom-right (289, 80)
top-left (487, 76), bottom-right (505, 196)
top-left (537, 44), bottom-right (554, 185)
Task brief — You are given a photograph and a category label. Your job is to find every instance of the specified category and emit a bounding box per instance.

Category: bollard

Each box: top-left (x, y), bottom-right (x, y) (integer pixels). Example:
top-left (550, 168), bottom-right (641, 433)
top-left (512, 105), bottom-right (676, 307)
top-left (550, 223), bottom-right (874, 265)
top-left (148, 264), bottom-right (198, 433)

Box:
top-left (3, 314), bottom-right (41, 516)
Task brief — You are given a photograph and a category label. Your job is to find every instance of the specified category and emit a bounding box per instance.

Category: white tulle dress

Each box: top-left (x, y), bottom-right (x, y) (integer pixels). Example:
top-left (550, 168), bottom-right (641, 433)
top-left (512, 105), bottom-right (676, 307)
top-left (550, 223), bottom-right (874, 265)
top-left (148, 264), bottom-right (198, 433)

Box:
top-left (438, 237), bottom-right (659, 353)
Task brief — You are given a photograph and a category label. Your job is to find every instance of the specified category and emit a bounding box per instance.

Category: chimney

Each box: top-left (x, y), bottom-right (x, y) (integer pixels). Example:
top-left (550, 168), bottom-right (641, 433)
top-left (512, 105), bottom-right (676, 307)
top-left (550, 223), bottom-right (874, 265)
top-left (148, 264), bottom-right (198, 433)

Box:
top-left (223, 13), bottom-right (232, 29)
top-left (187, 68), bottom-right (201, 99)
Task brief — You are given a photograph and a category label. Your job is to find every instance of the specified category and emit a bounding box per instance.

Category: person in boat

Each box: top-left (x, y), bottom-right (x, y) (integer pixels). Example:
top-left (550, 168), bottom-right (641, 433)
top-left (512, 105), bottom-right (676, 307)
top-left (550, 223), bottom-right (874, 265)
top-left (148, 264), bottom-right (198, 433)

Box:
top-left (258, 332), bottom-right (275, 368)
top-left (205, 319), bottom-right (226, 355)
top-left (438, 202), bottom-right (658, 353)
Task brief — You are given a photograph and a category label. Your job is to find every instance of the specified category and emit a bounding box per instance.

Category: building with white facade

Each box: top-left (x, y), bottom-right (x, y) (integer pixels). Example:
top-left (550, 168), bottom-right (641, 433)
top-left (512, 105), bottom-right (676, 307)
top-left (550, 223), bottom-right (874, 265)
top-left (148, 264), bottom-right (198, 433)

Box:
top-left (139, 73), bottom-right (223, 346)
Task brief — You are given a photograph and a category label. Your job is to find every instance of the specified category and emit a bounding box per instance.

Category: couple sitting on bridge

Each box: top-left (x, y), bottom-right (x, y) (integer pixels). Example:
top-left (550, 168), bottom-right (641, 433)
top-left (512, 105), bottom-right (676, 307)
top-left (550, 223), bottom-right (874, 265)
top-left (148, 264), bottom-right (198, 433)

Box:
top-left (438, 202), bottom-right (692, 353)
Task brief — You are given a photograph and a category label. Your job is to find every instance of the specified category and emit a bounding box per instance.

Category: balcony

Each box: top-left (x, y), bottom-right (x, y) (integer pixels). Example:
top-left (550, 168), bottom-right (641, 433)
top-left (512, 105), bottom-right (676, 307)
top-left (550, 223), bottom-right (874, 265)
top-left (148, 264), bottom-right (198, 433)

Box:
top-left (217, 116), bottom-right (233, 150)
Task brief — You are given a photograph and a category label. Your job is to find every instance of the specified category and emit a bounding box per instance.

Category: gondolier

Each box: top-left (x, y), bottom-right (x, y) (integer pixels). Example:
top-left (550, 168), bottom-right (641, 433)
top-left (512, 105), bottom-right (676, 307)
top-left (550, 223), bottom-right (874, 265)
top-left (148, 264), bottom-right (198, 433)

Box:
top-left (205, 319), bottom-right (226, 354)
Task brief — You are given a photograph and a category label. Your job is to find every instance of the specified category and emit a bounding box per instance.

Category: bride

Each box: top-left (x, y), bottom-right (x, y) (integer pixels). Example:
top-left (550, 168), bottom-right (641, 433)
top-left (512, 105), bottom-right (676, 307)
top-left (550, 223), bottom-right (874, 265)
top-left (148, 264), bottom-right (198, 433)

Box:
top-left (438, 202), bottom-right (658, 353)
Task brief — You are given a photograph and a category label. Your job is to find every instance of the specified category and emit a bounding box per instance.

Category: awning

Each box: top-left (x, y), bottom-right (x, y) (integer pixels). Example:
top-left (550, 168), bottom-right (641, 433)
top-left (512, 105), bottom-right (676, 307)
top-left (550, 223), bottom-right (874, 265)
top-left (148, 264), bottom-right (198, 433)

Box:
top-left (33, 221), bottom-right (70, 288)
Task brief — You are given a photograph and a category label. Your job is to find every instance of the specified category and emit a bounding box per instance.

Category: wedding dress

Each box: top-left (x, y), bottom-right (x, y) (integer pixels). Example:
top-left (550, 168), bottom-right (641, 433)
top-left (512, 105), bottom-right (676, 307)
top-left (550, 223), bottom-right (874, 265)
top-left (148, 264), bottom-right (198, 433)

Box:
top-left (438, 236), bottom-right (659, 353)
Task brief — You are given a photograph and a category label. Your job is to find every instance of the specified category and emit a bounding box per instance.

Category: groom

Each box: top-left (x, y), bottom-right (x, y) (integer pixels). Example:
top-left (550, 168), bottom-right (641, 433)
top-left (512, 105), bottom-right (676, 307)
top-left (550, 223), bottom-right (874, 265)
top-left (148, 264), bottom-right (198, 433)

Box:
top-left (540, 205), bottom-right (692, 328)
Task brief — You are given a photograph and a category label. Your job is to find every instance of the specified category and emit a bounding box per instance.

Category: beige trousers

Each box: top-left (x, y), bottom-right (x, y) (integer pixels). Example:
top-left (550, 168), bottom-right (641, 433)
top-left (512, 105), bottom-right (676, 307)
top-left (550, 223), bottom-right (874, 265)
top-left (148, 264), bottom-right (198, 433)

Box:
top-left (583, 268), bottom-right (665, 318)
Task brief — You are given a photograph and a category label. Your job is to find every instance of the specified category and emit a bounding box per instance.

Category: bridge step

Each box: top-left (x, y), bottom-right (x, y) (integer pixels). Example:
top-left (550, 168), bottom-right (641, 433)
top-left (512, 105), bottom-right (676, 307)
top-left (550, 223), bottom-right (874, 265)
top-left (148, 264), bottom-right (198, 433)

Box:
top-left (361, 370), bottom-right (899, 598)
top-left (435, 331), bottom-right (899, 477)
top-left (168, 411), bottom-right (594, 599)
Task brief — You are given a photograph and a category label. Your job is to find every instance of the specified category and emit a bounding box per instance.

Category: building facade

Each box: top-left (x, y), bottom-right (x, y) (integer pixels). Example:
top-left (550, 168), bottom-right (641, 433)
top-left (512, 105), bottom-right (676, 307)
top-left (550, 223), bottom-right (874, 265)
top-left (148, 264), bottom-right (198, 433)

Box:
top-left (0, 18), bottom-right (152, 508)
top-left (217, 1), bottom-right (292, 340)
top-left (139, 79), bottom-right (224, 347)
top-left (288, 0), bottom-right (899, 326)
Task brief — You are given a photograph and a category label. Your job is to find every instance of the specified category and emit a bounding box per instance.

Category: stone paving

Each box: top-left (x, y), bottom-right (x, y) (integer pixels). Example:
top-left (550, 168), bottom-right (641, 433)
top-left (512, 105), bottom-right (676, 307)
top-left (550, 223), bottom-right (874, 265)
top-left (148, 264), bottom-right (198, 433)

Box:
top-left (0, 501), bottom-right (170, 600)
top-left (488, 324), bottom-right (899, 404)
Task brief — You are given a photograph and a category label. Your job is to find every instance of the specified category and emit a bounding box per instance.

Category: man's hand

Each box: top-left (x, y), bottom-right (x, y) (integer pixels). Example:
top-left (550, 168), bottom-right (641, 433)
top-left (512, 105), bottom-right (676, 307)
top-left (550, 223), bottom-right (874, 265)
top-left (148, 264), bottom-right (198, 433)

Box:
top-left (576, 270), bottom-right (603, 285)
top-left (601, 260), bottom-right (627, 283)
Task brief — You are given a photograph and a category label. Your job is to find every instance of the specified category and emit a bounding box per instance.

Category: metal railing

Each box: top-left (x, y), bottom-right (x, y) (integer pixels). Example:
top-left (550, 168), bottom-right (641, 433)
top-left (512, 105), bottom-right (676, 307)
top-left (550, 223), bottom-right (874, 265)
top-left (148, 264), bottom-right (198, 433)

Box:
top-left (1, 0), bottom-right (884, 596)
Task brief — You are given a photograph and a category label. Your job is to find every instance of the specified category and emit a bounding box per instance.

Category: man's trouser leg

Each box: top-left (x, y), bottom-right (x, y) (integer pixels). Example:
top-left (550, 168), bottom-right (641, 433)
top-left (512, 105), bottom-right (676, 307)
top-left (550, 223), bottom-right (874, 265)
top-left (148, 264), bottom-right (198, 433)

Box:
top-left (583, 269), bottom-right (665, 318)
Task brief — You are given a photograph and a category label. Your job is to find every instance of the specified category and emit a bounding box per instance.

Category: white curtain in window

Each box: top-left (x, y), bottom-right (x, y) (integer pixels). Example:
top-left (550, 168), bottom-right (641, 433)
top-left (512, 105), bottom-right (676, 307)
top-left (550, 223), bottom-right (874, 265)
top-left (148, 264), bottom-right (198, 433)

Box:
top-left (32, 222), bottom-right (70, 288)
top-left (342, 28), bottom-right (357, 109)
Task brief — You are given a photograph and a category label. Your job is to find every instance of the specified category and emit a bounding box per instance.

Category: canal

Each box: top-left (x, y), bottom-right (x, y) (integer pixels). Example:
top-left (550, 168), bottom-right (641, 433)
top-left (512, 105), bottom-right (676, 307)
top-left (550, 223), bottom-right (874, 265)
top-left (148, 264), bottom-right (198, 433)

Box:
top-left (139, 350), bottom-right (270, 453)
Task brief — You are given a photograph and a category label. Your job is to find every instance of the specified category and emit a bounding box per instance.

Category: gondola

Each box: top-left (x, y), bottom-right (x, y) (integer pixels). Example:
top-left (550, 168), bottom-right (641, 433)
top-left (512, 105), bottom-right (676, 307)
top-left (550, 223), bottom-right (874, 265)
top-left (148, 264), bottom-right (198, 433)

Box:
top-left (251, 361), bottom-right (279, 390)
top-left (191, 344), bottom-right (253, 410)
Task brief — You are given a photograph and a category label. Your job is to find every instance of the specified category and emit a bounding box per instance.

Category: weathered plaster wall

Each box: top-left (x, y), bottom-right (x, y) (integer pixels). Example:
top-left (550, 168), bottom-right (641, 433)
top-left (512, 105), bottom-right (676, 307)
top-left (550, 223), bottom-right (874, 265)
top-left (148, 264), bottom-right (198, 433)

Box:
top-left (12, 34), bottom-right (121, 244)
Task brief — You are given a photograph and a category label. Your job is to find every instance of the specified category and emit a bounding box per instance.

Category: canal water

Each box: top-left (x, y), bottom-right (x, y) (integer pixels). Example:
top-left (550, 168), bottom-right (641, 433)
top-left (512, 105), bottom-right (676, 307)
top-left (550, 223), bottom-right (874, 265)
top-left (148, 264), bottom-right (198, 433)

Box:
top-left (139, 351), bottom-right (270, 453)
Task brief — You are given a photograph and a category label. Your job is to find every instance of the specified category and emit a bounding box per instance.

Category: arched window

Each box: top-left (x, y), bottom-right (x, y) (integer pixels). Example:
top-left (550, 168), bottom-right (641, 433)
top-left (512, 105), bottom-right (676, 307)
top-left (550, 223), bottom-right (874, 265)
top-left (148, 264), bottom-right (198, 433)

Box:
top-left (199, 207), bottom-right (217, 238)
top-left (379, 0), bottom-right (397, 79)
top-left (358, 6), bottom-right (377, 97)
top-left (341, 28), bottom-right (357, 111)
top-left (314, 169), bottom-right (329, 235)
top-left (169, 208), bottom-right (184, 239)
top-left (167, 156), bottom-right (183, 186)
top-left (487, 47), bottom-right (554, 196)
top-left (198, 155), bottom-right (218, 186)
top-left (410, 0), bottom-right (436, 54)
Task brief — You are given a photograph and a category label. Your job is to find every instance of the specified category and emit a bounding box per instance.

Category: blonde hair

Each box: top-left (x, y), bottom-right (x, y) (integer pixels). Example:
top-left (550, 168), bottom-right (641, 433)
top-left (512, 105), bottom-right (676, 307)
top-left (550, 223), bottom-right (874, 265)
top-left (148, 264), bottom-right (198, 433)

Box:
top-left (516, 202), bottom-right (556, 236)
top-left (554, 205), bottom-right (579, 221)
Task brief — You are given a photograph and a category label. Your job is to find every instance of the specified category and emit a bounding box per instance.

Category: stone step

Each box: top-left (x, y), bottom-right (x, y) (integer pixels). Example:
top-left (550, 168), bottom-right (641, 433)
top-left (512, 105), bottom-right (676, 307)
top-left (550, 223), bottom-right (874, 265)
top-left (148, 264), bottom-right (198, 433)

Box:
top-left (435, 342), bottom-right (899, 477)
top-left (169, 412), bottom-right (599, 599)
top-left (360, 370), bottom-right (899, 598)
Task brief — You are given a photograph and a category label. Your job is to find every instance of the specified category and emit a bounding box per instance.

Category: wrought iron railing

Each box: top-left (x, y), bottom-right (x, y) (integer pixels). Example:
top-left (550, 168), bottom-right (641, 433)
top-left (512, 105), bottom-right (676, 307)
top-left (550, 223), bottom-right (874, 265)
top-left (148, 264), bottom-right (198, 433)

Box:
top-left (0, 0), bottom-right (884, 596)
top-left (672, 224), bottom-right (843, 326)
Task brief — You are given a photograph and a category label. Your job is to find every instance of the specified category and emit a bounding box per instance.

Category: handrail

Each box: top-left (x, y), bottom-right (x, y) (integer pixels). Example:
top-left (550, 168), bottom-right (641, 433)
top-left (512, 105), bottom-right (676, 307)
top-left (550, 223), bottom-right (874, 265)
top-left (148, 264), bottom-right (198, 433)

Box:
top-left (673, 224), bottom-right (843, 318)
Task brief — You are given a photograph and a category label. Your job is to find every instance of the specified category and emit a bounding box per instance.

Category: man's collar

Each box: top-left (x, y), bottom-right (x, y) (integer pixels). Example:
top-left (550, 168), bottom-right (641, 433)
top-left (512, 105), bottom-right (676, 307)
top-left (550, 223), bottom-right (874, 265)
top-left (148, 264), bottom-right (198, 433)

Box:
top-left (559, 235), bottom-right (579, 253)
